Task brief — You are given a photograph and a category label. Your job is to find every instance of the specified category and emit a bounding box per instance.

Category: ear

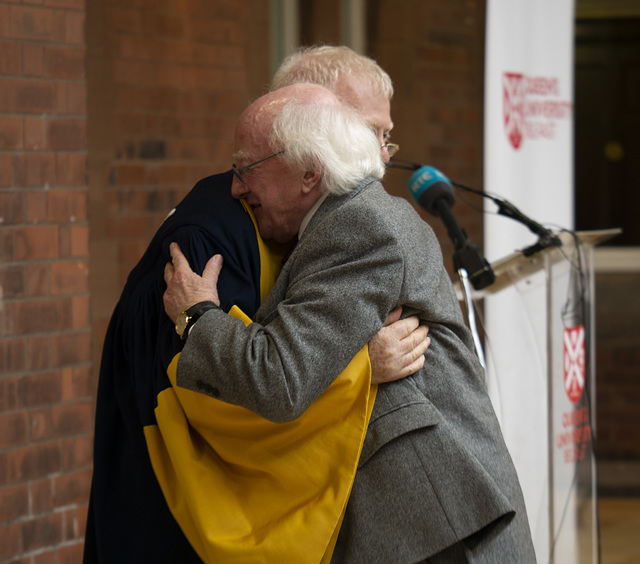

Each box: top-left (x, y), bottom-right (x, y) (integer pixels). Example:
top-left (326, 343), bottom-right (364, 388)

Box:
top-left (301, 167), bottom-right (322, 194)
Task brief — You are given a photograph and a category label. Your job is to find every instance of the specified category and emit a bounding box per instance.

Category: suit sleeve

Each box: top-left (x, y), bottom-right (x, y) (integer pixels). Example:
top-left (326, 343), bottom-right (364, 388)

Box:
top-left (178, 200), bottom-right (408, 422)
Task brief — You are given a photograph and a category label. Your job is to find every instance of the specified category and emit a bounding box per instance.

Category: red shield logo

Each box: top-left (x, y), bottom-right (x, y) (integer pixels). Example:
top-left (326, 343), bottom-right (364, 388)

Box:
top-left (503, 72), bottom-right (524, 149)
top-left (563, 325), bottom-right (585, 404)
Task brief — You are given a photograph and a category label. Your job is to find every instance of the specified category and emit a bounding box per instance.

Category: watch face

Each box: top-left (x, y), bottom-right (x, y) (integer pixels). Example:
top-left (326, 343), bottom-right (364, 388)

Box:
top-left (176, 313), bottom-right (190, 337)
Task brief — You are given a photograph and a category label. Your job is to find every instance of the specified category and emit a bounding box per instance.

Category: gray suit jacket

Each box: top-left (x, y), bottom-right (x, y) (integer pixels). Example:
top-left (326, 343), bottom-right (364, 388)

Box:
top-left (178, 178), bottom-right (536, 563)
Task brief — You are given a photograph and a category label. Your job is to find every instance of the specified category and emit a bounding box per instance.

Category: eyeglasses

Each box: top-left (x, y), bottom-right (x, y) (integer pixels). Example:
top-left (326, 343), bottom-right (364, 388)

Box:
top-left (232, 150), bottom-right (285, 185)
top-left (382, 143), bottom-right (400, 158)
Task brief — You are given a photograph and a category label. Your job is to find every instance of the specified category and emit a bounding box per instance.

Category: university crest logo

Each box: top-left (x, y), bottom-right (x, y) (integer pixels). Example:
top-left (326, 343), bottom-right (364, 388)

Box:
top-left (563, 325), bottom-right (586, 404)
top-left (502, 72), bottom-right (524, 149)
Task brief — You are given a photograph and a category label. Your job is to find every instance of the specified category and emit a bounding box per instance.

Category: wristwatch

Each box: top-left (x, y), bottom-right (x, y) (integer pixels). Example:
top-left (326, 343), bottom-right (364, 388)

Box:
top-left (175, 301), bottom-right (219, 340)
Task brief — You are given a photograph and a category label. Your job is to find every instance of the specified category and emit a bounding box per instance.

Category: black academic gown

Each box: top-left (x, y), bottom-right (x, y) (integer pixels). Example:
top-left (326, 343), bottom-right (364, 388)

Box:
top-left (83, 171), bottom-right (262, 563)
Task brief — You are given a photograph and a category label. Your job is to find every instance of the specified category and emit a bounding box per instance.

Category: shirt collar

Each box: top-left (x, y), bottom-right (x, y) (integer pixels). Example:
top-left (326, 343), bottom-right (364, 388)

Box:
top-left (298, 192), bottom-right (329, 239)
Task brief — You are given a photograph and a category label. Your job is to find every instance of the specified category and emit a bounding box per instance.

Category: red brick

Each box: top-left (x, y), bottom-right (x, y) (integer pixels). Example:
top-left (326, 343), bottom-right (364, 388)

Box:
top-left (11, 5), bottom-right (56, 42)
top-left (28, 335), bottom-right (52, 370)
top-left (0, 522), bottom-right (22, 561)
top-left (55, 81), bottom-right (67, 113)
top-left (7, 441), bottom-right (61, 482)
top-left (63, 505), bottom-right (88, 542)
top-left (0, 340), bottom-right (27, 374)
top-left (45, 0), bottom-right (85, 9)
top-left (53, 468), bottom-right (92, 506)
top-left (56, 154), bottom-right (87, 186)
top-left (70, 295), bottom-right (90, 329)
top-left (0, 6), bottom-right (8, 37)
top-left (29, 407), bottom-right (54, 442)
top-left (142, 12), bottom-right (185, 38)
top-left (14, 298), bottom-right (72, 334)
top-left (12, 153), bottom-right (56, 187)
top-left (0, 411), bottom-right (28, 448)
top-left (53, 10), bottom-right (85, 45)
top-left (0, 265), bottom-right (24, 298)
top-left (0, 155), bottom-right (12, 186)
top-left (0, 483), bottom-right (29, 522)
top-left (50, 260), bottom-right (89, 295)
top-left (69, 225), bottom-right (89, 257)
top-left (0, 302), bottom-right (17, 337)
top-left (17, 371), bottom-right (62, 407)
top-left (31, 478), bottom-right (54, 514)
top-left (62, 434), bottom-right (93, 471)
top-left (65, 81), bottom-right (86, 114)
top-left (0, 191), bottom-right (23, 224)
top-left (114, 164), bottom-right (145, 186)
top-left (58, 542), bottom-right (85, 564)
top-left (113, 59), bottom-right (156, 86)
top-left (110, 7), bottom-right (140, 34)
top-left (47, 118), bottom-right (86, 151)
top-left (14, 225), bottom-right (59, 260)
top-left (22, 42), bottom-right (44, 76)
top-left (48, 189), bottom-right (87, 222)
top-left (0, 78), bottom-right (56, 113)
top-left (50, 331), bottom-right (90, 366)
top-left (0, 228), bottom-right (15, 261)
top-left (52, 400), bottom-right (93, 436)
top-left (0, 115), bottom-right (23, 150)
top-left (21, 512), bottom-right (63, 552)
top-left (45, 45), bottom-right (85, 79)
top-left (34, 552), bottom-right (55, 564)
top-left (25, 263), bottom-right (49, 295)
top-left (61, 365), bottom-right (90, 400)
top-left (26, 190), bottom-right (47, 223)
top-left (188, 18), bottom-right (244, 44)
top-left (145, 163), bottom-right (187, 185)
top-left (0, 40), bottom-right (21, 74)
top-left (25, 116), bottom-right (46, 150)
top-left (0, 379), bottom-right (20, 418)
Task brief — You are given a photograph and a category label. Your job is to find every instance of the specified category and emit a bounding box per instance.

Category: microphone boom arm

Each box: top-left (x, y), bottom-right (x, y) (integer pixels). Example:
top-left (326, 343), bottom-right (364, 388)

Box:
top-left (451, 180), bottom-right (563, 256)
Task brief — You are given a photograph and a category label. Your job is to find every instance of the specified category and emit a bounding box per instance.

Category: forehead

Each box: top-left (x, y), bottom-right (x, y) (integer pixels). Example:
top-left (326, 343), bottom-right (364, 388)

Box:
top-left (233, 112), bottom-right (270, 162)
top-left (334, 73), bottom-right (392, 132)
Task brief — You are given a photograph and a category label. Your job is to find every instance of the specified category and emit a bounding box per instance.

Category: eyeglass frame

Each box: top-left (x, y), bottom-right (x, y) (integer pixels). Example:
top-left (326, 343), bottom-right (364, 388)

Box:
top-left (383, 143), bottom-right (400, 158)
top-left (232, 150), bottom-right (285, 185)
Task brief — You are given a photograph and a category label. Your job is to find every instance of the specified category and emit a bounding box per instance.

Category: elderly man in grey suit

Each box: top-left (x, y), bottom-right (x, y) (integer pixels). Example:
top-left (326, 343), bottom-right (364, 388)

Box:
top-left (164, 83), bottom-right (536, 562)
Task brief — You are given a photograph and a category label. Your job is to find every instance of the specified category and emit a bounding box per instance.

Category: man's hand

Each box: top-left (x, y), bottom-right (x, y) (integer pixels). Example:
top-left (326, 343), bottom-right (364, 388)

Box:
top-left (369, 307), bottom-right (430, 384)
top-left (163, 243), bottom-right (223, 323)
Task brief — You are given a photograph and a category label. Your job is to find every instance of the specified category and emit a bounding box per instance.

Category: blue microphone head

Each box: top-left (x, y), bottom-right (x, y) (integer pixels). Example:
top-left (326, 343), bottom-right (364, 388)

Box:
top-left (408, 166), bottom-right (455, 216)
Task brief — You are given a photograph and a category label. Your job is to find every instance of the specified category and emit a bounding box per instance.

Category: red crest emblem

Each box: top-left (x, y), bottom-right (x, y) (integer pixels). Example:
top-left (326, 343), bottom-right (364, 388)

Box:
top-left (503, 72), bottom-right (524, 149)
top-left (563, 325), bottom-right (586, 404)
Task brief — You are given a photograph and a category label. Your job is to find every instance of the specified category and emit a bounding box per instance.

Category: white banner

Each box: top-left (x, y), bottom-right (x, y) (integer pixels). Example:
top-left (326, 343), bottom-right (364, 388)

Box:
top-left (483, 1), bottom-right (578, 563)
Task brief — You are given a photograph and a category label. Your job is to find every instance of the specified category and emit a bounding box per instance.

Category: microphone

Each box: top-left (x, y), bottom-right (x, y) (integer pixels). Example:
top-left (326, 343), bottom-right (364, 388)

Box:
top-left (408, 166), bottom-right (496, 290)
top-left (392, 160), bottom-right (562, 257)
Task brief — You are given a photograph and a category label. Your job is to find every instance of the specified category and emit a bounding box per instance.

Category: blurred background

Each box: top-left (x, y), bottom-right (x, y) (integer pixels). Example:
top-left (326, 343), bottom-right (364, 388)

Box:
top-left (0, 0), bottom-right (638, 561)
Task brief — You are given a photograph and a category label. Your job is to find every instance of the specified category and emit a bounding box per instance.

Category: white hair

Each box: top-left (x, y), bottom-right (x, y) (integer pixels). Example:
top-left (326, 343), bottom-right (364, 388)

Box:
top-left (272, 45), bottom-right (394, 101)
top-left (268, 98), bottom-right (385, 195)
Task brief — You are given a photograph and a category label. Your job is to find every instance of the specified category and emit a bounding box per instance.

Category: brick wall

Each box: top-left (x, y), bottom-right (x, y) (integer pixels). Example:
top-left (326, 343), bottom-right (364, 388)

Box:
top-left (0, 0), bottom-right (90, 561)
top-left (369, 1), bottom-right (487, 270)
top-left (87, 0), bottom-right (270, 385)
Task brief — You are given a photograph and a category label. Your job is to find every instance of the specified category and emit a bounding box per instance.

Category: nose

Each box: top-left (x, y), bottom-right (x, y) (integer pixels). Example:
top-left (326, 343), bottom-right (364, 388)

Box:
top-left (231, 175), bottom-right (249, 200)
top-left (380, 144), bottom-right (391, 164)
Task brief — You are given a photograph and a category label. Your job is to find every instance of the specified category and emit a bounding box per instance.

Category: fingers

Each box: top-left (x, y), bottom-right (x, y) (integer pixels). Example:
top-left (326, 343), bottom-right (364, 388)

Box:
top-left (202, 254), bottom-right (223, 286)
top-left (169, 242), bottom-right (188, 270)
top-left (382, 306), bottom-right (403, 327)
top-left (163, 261), bottom-right (175, 284)
top-left (386, 314), bottom-right (421, 342)
top-left (162, 245), bottom-right (223, 323)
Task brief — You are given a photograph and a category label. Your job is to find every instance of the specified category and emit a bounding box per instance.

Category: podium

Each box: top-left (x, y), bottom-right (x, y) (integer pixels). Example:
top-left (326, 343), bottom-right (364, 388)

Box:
top-left (462, 229), bottom-right (620, 564)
